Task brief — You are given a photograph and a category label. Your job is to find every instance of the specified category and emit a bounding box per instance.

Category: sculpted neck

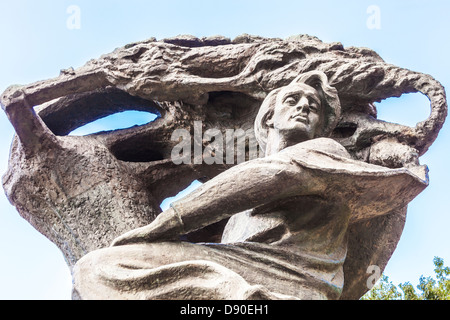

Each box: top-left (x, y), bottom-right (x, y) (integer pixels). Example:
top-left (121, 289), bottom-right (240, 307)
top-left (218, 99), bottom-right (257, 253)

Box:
top-left (265, 129), bottom-right (310, 156)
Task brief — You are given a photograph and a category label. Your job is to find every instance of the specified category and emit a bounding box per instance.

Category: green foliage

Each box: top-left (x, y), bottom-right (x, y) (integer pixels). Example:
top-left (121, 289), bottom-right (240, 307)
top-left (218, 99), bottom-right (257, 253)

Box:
top-left (361, 256), bottom-right (450, 300)
top-left (361, 275), bottom-right (402, 300)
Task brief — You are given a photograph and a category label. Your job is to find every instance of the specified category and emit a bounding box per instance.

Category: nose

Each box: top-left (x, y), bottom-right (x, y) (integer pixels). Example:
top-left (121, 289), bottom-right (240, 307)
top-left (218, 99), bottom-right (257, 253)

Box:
top-left (296, 97), bottom-right (310, 114)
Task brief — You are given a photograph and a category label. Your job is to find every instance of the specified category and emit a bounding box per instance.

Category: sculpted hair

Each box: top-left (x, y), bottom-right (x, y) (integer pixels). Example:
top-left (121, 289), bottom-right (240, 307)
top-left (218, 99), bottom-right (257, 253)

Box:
top-left (254, 70), bottom-right (341, 154)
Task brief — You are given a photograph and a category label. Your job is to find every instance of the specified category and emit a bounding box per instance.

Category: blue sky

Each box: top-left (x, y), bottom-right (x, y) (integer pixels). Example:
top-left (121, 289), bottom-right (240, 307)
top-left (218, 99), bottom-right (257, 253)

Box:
top-left (0, 0), bottom-right (449, 299)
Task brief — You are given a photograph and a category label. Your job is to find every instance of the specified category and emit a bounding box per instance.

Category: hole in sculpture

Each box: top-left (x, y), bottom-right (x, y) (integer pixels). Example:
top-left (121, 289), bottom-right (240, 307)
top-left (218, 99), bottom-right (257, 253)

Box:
top-left (159, 179), bottom-right (228, 244)
top-left (68, 111), bottom-right (159, 136)
top-left (332, 123), bottom-right (358, 139)
top-left (375, 92), bottom-right (430, 128)
top-left (110, 145), bottom-right (165, 163)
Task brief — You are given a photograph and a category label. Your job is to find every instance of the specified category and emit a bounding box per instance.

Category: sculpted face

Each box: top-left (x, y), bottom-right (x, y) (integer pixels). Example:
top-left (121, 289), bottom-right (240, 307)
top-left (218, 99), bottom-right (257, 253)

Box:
top-left (271, 83), bottom-right (323, 144)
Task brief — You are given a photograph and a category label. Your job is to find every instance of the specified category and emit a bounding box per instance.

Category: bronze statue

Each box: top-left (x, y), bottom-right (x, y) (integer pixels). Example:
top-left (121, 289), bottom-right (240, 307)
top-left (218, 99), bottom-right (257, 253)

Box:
top-left (1, 35), bottom-right (446, 299)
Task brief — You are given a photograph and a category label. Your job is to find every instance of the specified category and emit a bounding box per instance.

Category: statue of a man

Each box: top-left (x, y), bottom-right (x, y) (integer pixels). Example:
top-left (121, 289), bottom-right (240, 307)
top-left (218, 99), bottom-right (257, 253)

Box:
top-left (72, 71), bottom-right (427, 300)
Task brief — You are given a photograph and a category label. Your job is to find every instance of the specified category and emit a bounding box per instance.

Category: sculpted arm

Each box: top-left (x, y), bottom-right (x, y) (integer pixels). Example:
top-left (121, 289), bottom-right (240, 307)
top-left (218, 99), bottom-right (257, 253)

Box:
top-left (111, 146), bottom-right (323, 246)
top-left (0, 90), bottom-right (60, 157)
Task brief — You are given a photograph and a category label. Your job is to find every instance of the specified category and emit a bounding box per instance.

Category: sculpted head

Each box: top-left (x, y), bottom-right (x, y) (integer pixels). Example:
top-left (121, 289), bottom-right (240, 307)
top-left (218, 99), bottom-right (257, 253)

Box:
top-left (255, 71), bottom-right (341, 155)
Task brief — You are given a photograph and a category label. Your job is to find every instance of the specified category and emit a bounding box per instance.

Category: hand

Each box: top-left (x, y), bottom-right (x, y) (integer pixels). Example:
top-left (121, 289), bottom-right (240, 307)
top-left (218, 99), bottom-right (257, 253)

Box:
top-left (369, 138), bottom-right (420, 169)
top-left (110, 207), bottom-right (183, 247)
top-left (110, 224), bottom-right (157, 247)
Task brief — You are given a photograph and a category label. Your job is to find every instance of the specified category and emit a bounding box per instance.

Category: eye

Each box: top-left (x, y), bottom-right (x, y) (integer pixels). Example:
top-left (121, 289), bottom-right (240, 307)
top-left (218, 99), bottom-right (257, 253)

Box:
top-left (284, 96), bottom-right (298, 106)
top-left (309, 102), bottom-right (319, 112)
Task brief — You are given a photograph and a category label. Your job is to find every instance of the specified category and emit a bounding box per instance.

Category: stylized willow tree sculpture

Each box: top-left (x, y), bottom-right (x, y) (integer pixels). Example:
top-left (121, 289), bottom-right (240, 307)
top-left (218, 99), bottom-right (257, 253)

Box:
top-left (1, 34), bottom-right (446, 299)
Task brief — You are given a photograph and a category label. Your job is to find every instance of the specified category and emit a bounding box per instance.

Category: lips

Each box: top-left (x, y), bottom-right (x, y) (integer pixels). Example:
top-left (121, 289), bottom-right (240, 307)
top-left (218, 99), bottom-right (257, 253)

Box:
top-left (291, 114), bottom-right (309, 124)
